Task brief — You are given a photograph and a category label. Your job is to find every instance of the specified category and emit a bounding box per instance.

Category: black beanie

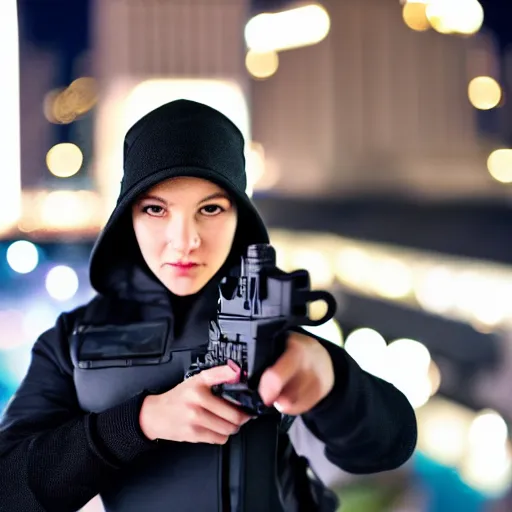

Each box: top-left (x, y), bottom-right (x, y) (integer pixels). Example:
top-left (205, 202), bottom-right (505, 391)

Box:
top-left (89, 99), bottom-right (269, 293)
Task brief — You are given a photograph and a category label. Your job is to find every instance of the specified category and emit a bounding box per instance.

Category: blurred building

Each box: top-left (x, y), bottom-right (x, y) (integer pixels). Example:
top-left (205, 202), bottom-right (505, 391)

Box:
top-left (250, 0), bottom-right (504, 199)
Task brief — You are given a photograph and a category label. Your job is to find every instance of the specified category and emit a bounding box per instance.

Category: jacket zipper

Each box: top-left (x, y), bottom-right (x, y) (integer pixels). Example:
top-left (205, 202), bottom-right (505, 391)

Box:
top-left (220, 430), bottom-right (245, 512)
top-left (221, 442), bottom-right (230, 512)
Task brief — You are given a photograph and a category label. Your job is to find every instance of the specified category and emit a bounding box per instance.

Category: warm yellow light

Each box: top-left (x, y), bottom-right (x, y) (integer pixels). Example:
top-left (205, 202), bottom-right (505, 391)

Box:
top-left (427, 0), bottom-right (484, 36)
top-left (45, 88), bottom-right (76, 124)
top-left (245, 4), bottom-right (330, 52)
top-left (44, 77), bottom-right (98, 124)
top-left (402, 2), bottom-right (431, 32)
top-left (426, 0), bottom-right (455, 34)
top-left (289, 248), bottom-right (335, 288)
top-left (43, 88), bottom-right (67, 124)
top-left (40, 190), bottom-right (102, 229)
top-left (67, 77), bottom-right (98, 116)
top-left (453, 0), bottom-right (484, 35)
top-left (46, 143), bottom-right (84, 178)
top-left (468, 76), bottom-right (501, 110)
top-left (0, 0), bottom-right (21, 234)
top-left (372, 258), bottom-right (413, 299)
top-left (245, 49), bottom-right (279, 79)
top-left (487, 149), bottom-right (512, 184)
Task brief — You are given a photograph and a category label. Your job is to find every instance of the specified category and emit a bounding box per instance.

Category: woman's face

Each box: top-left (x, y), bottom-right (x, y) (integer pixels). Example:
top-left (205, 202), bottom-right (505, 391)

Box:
top-left (132, 176), bottom-right (238, 296)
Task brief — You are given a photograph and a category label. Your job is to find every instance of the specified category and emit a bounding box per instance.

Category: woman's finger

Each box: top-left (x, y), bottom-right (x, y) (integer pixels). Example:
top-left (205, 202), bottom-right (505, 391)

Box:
top-left (189, 406), bottom-right (240, 437)
top-left (258, 345), bottom-right (301, 406)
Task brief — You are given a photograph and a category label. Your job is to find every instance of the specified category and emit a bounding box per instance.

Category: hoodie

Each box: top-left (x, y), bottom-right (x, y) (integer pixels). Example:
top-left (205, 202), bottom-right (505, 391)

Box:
top-left (0, 100), bottom-right (417, 512)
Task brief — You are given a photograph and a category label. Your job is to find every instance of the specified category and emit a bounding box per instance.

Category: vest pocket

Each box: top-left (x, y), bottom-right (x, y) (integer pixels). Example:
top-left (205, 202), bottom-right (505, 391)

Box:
top-left (71, 320), bottom-right (170, 369)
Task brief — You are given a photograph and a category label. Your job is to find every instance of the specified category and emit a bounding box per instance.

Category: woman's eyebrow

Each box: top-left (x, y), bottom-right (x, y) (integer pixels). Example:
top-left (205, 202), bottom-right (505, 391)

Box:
top-left (198, 192), bottom-right (231, 204)
top-left (137, 192), bottom-right (231, 205)
top-left (137, 194), bottom-right (167, 204)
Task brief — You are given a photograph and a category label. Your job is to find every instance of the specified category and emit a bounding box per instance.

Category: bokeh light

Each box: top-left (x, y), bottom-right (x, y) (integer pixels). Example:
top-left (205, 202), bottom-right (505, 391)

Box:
top-left (6, 240), bottom-right (39, 274)
top-left (426, 0), bottom-right (484, 36)
top-left (40, 190), bottom-right (103, 229)
top-left (245, 49), bottom-right (279, 79)
top-left (462, 409), bottom-right (512, 495)
top-left (402, 2), bottom-right (430, 32)
top-left (44, 77), bottom-right (98, 124)
top-left (45, 265), bottom-right (79, 301)
top-left (302, 318), bottom-right (343, 347)
top-left (335, 247), bottom-right (373, 289)
top-left (387, 338), bottom-right (432, 375)
top-left (469, 409), bottom-right (508, 447)
top-left (290, 248), bottom-right (335, 288)
top-left (344, 328), bottom-right (388, 377)
top-left (468, 76), bottom-right (502, 110)
top-left (46, 143), bottom-right (84, 178)
top-left (245, 4), bottom-right (331, 53)
top-left (415, 266), bottom-right (457, 314)
top-left (372, 258), bottom-right (413, 299)
top-left (487, 149), bottom-right (512, 183)
top-left (384, 338), bottom-right (433, 408)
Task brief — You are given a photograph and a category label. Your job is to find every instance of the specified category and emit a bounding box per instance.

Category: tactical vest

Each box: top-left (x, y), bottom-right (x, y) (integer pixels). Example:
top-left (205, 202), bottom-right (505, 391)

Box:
top-left (69, 297), bottom-right (336, 512)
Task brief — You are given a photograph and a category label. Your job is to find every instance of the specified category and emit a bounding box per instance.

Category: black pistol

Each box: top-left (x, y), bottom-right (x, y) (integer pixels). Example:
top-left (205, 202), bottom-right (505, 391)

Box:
top-left (185, 243), bottom-right (337, 416)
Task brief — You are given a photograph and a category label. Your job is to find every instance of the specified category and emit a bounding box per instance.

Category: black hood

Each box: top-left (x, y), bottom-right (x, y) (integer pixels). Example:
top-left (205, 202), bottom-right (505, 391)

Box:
top-left (89, 99), bottom-right (269, 297)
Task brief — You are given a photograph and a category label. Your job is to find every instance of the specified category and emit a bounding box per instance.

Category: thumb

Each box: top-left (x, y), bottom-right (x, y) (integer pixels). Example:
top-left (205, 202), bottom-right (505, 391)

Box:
top-left (199, 364), bottom-right (240, 387)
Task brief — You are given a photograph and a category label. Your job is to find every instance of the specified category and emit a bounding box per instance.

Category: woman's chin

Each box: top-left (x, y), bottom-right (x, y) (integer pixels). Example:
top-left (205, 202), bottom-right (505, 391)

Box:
top-left (164, 276), bottom-right (206, 297)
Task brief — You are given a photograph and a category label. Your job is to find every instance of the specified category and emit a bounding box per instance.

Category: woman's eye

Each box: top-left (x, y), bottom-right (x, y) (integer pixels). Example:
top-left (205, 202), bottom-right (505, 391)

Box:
top-left (142, 205), bottom-right (165, 216)
top-left (201, 204), bottom-right (224, 216)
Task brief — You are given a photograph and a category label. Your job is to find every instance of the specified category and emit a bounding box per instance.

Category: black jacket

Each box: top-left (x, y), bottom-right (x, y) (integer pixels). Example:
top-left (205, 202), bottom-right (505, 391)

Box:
top-left (0, 258), bottom-right (417, 512)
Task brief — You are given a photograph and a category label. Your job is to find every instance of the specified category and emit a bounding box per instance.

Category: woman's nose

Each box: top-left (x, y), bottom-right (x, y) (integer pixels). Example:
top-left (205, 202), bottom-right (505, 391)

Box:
top-left (166, 216), bottom-right (200, 254)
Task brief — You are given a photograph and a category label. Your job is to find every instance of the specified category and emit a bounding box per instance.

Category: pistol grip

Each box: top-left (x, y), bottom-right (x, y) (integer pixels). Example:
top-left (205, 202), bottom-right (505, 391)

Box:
top-left (212, 383), bottom-right (274, 416)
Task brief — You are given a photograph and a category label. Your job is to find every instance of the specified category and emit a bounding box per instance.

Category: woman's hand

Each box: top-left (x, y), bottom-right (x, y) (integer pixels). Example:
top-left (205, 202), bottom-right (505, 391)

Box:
top-left (139, 365), bottom-right (252, 444)
top-left (258, 331), bottom-right (335, 416)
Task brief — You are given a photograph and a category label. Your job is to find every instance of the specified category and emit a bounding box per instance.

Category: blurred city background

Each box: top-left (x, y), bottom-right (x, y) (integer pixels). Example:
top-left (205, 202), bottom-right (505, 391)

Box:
top-left (2, 0), bottom-right (512, 510)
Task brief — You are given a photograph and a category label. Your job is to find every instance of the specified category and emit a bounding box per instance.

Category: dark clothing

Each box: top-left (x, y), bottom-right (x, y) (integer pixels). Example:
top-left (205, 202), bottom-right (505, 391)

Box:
top-left (0, 100), bottom-right (417, 511)
top-left (0, 263), bottom-right (417, 511)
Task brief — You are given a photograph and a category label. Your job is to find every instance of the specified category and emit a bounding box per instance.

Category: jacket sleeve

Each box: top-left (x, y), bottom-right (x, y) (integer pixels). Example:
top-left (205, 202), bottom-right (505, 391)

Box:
top-left (298, 331), bottom-right (417, 475)
top-left (0, 313), bottom-right (157, 512)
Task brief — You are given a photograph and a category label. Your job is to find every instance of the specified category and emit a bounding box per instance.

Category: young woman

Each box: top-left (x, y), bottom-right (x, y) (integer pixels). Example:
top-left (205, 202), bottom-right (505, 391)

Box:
top-left (0, 100), bottom-right (417, 512)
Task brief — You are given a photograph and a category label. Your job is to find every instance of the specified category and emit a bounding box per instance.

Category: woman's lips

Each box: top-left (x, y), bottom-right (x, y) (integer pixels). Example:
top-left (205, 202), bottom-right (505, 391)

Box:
top-left (169, 262), bottom-right (199, 269)
top-left (166, 262), bottom-right (200, 275)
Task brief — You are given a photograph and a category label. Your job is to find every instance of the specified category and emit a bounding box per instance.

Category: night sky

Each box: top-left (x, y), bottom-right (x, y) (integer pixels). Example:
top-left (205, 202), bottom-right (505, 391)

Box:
top-left (478, 0), bottom-right (512, 51)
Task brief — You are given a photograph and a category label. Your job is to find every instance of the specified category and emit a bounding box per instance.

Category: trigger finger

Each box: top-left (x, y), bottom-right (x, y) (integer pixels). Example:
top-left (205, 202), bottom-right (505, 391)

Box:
top-left (226, 360), bottom-right (241, 383)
